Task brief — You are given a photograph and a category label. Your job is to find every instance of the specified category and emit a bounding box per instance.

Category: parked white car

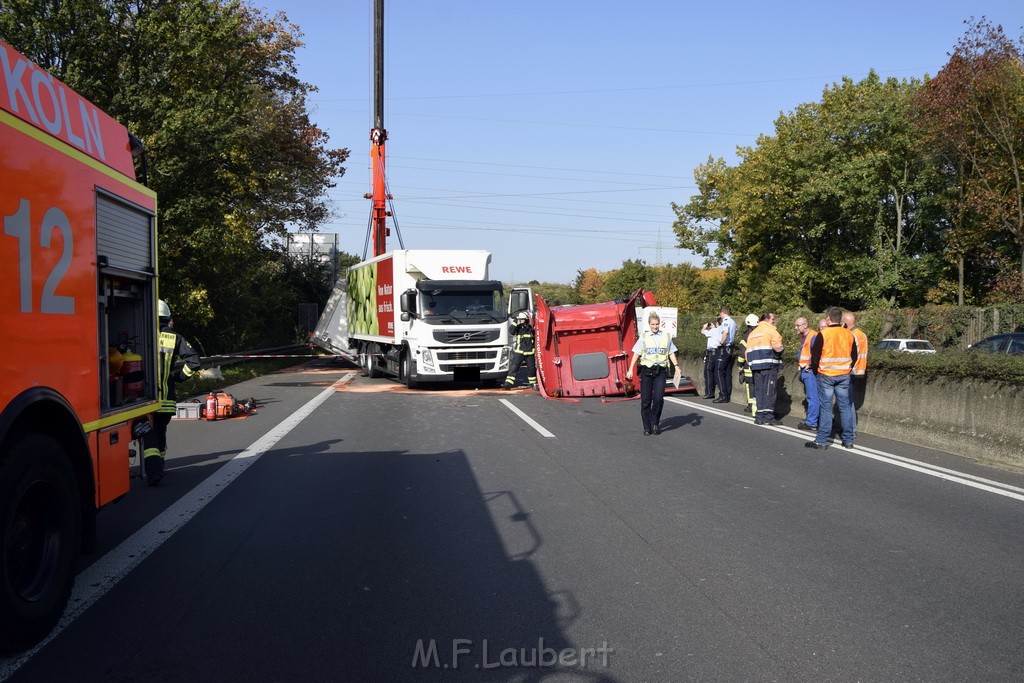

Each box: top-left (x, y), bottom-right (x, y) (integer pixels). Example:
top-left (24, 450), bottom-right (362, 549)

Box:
top-left (875, 338), bottom-right (937, 354)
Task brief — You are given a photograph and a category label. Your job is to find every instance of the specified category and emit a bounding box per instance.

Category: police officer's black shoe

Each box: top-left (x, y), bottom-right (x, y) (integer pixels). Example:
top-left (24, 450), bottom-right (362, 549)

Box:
top-left (643, 429), bottom-right (652, 436)
top-left (147, 475), bottom-right (162, 486)
top-left (652, 424), bottom-right (661, 435)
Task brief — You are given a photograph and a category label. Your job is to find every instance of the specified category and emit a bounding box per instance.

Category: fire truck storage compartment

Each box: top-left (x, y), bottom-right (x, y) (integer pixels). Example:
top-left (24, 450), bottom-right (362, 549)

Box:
top-left (97, 192), bottom-right (157, 412)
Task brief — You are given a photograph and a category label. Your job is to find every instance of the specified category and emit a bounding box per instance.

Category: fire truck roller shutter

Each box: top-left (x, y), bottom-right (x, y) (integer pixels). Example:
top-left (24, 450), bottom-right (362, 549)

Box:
top-left (96, 193), bottom-right (154, 273)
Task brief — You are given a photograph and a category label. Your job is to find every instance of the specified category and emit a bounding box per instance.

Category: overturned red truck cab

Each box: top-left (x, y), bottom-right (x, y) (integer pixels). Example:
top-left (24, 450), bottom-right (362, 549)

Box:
top-left (533, 289), bottom-right (696, 400)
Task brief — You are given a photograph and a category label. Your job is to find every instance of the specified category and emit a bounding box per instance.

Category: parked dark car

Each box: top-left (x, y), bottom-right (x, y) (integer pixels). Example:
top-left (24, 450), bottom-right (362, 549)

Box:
top-left (967, 333), bottom-right (1024, 355)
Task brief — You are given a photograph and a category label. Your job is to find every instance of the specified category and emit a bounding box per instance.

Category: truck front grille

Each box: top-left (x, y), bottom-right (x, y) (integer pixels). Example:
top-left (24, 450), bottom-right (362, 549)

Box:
top-left (436, 350), bottom-right (495, 362)
top-left (433, 329), bottom-right (501, 344)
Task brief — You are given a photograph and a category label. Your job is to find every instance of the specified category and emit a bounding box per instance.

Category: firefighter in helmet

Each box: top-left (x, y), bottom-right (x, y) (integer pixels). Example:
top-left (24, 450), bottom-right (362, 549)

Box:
top-left (736, 313), bottom-right (759, 417)
top-left (142, 299), bottom-right (201, 485)
top-left (503, 310), bottom-right (537, 390)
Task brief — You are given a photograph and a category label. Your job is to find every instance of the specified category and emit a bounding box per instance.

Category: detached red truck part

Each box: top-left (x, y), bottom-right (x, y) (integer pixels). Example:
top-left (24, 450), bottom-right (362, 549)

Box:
top-left (533, 289), bottom-right (696, 400)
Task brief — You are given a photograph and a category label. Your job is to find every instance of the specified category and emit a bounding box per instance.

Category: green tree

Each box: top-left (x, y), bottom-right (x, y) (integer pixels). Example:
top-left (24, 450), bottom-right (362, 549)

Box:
top-left (1, 0), bottom-right (350, 351)
top-left (337, 250), bottom-right (362, 273)
top-left (527, 282), bottom-right (580, 307)
top-left (650, 263), bottom-right (722, 312)
top-left (673, 72), bottom-right (943, 310)
top-left (599, 259), bottom-right (653, 301)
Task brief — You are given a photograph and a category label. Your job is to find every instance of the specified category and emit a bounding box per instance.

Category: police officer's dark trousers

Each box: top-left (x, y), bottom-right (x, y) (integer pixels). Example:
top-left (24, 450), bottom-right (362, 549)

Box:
top-left (639, 365), bottom-right (667, 432)
top-left (702, 350), bottom-right (717, 397)
top-left (715, 347), bottom-right (735, 400)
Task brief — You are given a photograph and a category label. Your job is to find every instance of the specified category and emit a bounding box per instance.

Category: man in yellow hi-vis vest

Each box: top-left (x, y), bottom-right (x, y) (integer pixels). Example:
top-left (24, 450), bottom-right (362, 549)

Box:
top-left (143, 299), bottom-right (201, 485)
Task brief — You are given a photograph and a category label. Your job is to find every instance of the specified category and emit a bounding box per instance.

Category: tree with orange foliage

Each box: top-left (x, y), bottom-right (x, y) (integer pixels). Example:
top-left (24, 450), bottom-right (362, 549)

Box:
top-left (918, 17), bottom-right (1024, 302)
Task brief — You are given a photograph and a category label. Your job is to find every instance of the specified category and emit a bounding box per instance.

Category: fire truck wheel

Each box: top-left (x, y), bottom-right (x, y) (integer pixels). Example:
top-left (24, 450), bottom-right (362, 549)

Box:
top-left (0, 433), bottom-right (80, 652)
top-left (401, 351), bottom-right (420, 390)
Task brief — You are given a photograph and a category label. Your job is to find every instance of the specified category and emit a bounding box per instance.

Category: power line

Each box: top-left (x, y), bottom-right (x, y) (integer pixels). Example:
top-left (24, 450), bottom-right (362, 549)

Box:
top-left (404, 199), bottom-right (669, 224)
top-left (313, 66), bottom-right (940, 103)
top-left (352, 153), bottom-right (693, 181)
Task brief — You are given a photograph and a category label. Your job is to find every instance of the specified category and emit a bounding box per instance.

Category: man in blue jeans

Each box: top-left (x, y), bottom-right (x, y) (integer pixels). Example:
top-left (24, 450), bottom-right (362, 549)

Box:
top-left (794, 317), bottom-right (820, 432)
top-left (805, 307), bottom-right (857, 450)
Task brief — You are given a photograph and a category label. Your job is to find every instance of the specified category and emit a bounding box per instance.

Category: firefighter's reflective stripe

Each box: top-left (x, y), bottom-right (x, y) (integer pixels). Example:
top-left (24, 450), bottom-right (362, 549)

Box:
top-left (737, 338), bottom-right (753, 378)
top-left (818, 326), bottom-right (854, 376)
top-left (157, 331), bottom-right (177, 412)
top-left (798, 330), bottom-right (817, 369)
top-left (639, 330), bottom-right (671, 368)
top-left (513, 329), bottom-right (535, 355)
top-left (745, 322), bottom-right (783, 370)
top-left (850, 327), bottom-right (868, 376)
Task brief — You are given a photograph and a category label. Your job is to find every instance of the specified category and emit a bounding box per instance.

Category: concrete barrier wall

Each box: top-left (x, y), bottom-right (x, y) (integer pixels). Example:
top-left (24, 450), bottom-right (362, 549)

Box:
top-left (678, 357), bottom-right (1024, 470)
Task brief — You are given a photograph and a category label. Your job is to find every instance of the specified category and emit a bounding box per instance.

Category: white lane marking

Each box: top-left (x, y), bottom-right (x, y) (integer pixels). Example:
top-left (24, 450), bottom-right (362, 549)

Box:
top-left (0, 372), bottom-right (357, 678)
top-left (665, 396), bottom-right (1024, 503)
top-left (500, 399), bottom-right (556, 438)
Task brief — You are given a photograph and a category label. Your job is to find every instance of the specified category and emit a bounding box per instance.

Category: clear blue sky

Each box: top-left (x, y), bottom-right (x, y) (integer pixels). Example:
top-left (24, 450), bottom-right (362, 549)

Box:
top-left (259, 0), bottom-right (1022, 285)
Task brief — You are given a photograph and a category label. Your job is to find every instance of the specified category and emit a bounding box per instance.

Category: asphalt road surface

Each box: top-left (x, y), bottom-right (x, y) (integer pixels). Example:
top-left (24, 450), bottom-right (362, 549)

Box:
top-left (3, 358), bottom-right (1024, 682)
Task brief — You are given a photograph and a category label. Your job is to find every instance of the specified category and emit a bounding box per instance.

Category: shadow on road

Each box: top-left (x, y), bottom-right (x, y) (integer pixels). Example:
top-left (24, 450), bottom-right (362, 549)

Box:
top-left (244, 446), bottom-right (621, 681)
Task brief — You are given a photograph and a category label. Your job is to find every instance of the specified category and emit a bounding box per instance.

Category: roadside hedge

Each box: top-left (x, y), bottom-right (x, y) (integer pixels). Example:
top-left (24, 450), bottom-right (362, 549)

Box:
top-left (673, 305), bottom-right (1024, 385)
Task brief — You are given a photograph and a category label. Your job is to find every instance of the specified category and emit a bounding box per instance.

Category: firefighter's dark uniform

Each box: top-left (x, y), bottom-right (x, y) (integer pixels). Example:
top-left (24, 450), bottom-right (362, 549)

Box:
top-left (737, 324), bottom-right (757, 417)
top-left (745, 320), bottom-right (784, 425)
top-left (143, 320), bottom-right (200, 485)
top-left (504, 319), bottom-right (536, 389)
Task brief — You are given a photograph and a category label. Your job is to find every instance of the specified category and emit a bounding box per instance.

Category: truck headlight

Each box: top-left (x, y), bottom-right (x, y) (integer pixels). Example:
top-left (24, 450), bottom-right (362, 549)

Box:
top-left (499, 347), bottom-right (510, 369)
top-left (422, 349), bottom-right (434, 369)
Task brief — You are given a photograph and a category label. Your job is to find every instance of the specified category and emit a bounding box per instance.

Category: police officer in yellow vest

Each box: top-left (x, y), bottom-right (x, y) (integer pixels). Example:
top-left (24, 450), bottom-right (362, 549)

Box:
top-left (503, 311), bottom-right (537, 390)
top-left (143, 299), bottom-right (201, 485)
top-left (626, 310), bottom-right (679, 435)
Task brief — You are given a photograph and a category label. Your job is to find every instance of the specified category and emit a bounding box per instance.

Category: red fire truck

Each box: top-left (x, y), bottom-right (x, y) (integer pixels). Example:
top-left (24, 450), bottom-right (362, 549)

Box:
top-left (0, 39), bottom-right (159, 649)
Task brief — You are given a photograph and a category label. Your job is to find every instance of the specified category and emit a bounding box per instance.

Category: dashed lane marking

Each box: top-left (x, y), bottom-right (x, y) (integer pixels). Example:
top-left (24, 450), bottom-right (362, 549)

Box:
top-left (500, 398), bottom-right (556, 438)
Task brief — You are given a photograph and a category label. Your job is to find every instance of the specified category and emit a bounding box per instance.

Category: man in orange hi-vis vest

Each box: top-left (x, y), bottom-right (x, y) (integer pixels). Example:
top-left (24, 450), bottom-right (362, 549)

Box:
top-left (806, 307), bottom-right (858, 450)
top-left (842, 312), bottom-right (868, 438)
top-left (794, 317), bottom-right (819, 432)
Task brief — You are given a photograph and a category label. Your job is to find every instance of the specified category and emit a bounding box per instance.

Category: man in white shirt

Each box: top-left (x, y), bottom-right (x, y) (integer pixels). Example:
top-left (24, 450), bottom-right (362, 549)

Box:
top-left (700, 319), bottom-right (721, 399)
top-left (714, 307), bottom-right (738, 403)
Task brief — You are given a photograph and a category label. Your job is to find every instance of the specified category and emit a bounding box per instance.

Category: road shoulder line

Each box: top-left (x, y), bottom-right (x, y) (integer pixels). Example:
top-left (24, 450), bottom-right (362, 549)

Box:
top-left (0, 372), bottom-right (356, 678)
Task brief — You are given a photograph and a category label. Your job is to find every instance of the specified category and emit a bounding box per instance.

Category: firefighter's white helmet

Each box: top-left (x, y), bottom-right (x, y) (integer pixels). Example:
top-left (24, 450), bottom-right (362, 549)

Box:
top-left (745, 314), bottom-right (759, 327)
top-left (515, 311), bottom-right (529, 323)
top-left (158, 299), bottom-right (171, 318)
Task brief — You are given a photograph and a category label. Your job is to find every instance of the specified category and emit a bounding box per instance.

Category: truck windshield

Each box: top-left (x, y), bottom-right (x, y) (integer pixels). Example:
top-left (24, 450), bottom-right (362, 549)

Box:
top-left (421, 289), bottom-right (504, 324)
